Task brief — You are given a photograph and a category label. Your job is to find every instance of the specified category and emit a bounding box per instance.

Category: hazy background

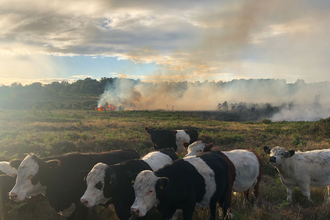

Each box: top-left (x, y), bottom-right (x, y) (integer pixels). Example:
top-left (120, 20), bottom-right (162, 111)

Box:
top-left (1, 0), bottom-right (330, 121)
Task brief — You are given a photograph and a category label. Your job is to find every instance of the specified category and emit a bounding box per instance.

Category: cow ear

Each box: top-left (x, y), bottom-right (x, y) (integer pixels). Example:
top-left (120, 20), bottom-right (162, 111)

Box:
top-left (264, 146), bottom-right (271, 154)
top-left (182, 142), bottom-right (189, 151)
top-left (204, 143), bottom-right (213, 152)
top-left (78, 170), bottom-right (90, 182)
top-left (125, 171), bottom-right (138, 184)
top-left (156, 177), bottom-right (169, 190)
top-left (10, 159), bottom-right (22, 169)
top-left (284, 150), bottom-right (295, 158)
top-left (46, 159), bottom-right (61, 169)
top-left (144, 127), bottom-right (149, 132)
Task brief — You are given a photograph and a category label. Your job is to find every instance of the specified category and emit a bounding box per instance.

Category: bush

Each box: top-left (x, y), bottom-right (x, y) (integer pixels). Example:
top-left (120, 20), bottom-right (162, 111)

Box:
top-left (309, 117), bottom-right (330, 137)
top-left (261, 119), bottom-right (272, 124)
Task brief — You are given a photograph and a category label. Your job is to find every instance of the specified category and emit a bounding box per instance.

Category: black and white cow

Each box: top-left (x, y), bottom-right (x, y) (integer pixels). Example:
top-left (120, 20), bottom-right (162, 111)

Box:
top-left (131, 150), bottom-right (235, 220)
top-left (264, 146), bottom-right (330, 202)
top-left (145, 127), bottom-right (198, 152)
top-left (80, 148), bottom-right (178, 220)
top-left (0, 161), bottom-right (17, 175)
top-left (184, 141), bottom-right (262, 207)
top-left (9, 149), bottom-right (140, 220)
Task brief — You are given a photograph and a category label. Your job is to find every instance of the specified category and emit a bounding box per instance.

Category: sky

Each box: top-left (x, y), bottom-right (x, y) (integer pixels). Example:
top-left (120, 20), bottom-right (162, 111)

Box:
top-left (0, 0), bottom-right (330, 86)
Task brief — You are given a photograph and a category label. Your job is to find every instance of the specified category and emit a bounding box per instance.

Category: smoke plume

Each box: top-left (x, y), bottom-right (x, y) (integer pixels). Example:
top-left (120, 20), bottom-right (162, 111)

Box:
top-left (97, 78), bottom-right (330, 121)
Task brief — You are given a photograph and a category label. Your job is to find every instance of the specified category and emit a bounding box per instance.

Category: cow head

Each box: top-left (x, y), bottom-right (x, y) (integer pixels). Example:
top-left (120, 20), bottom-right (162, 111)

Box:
top-left (80, 163), bottom-right (110, 208)
top-left (184, 141), bottom-right (213, 157)
top-left (9, 155), bottom-right (58, 202)
top-left (131, 170), bottom-right (167, 217)
top-left (264, 146), bottom-right (295, 166)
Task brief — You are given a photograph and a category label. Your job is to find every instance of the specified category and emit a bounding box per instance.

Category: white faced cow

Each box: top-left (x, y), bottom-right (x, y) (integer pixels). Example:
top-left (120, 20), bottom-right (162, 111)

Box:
top-left (9, 155), bottom-right (47, 201)
top-left (264, 146), bottom-right (330, 202)
top-left (131, 151), bottom-right (235, 220)
top-left (80, 148), bottom-right (178, 220)
top-left (9, 150), bottom-right (140, 220)
top-left (184, 141), bottom-right (262, 206)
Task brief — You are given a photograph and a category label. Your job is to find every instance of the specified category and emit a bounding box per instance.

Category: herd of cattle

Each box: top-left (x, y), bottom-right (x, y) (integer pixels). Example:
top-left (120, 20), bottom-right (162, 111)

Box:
top-left (1, 127), bottom-right (330, 220)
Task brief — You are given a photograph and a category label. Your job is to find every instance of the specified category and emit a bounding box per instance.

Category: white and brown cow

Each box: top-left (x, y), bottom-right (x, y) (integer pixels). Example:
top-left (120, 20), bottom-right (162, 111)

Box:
top-left (145, 127), bottom-right (198, 152)
top-left (264, 146), bottom-right (330, 202)
top-left (131, 150), bottom-right (235, 220)
top-left (184, 141), bottom-right (262, 206)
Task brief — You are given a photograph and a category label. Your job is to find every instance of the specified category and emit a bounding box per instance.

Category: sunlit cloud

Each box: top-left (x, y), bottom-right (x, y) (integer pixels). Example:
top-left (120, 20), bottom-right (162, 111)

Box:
top-left (0, 0), bottom-right (329, 82)
top-left (71, 75), bottom-right (92, 79)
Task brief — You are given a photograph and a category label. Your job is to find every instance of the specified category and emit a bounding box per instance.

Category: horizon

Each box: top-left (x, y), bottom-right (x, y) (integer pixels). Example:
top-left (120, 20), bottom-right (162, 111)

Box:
top-left (0, 76), bottom-right (327, 87)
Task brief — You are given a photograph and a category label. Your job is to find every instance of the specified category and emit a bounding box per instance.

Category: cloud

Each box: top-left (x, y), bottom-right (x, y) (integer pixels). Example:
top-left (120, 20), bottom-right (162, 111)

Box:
top-left (71, 75), bottom-right (92, 78)
top-left (0, 0), bottom-right (329, 82)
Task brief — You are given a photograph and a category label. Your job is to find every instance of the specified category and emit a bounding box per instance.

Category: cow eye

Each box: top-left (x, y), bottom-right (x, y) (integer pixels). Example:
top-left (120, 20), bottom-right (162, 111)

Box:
top-left (147, 189), bottom-right (153, 195)
top-left (95, 181), bottom-right (103, 190)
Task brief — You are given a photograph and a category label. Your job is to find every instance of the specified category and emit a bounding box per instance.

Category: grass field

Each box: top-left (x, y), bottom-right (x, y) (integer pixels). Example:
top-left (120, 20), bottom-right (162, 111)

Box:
top-left (1, 109), bottom-right (330, 220)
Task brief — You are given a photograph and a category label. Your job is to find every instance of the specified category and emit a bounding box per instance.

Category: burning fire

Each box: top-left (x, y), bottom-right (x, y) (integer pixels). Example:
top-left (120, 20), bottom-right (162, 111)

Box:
top-left (95, 104), bottom-right (116, 111)
top-left (95, 104), bottom-right (133, 111)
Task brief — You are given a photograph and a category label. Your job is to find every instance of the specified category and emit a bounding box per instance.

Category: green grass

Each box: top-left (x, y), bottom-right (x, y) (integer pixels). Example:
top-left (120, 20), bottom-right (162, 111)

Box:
top-left (1, 109), bottom-right (330, 219)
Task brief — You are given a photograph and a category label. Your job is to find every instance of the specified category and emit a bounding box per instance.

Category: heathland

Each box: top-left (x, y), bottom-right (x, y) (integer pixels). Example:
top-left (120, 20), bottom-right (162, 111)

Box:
top-left (1, 109), bottom-right (330, 220)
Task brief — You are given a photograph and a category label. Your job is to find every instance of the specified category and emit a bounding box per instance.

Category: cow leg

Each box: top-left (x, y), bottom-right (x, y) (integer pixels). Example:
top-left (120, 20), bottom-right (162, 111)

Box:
top-left (209, 201), bottom-right (217, 220)
top-left (326, 186), bottom-right (330, 203)
top-left (253, 180), bottom-right (260, 208)
top-left (243, 190), bottom-right (249, 207)
top-left (286, 187), bottom-right (294, 202)
top-left (298, 184), bottom-right (312, 202)
top-left (182, 204), bottom-right (195, 220)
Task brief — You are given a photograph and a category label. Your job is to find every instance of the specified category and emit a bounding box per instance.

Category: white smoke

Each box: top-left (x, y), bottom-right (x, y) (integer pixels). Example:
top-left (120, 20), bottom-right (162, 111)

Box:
top-left (97, 78), bottom-right (141, 110)
top-left (97, 78), bottom-right (330, 121)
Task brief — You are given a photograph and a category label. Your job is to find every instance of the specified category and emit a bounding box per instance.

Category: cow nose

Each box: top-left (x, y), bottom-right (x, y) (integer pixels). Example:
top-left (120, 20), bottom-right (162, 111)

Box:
top-left (81, 199), bottom-right (89, 207)
top-left (270, 156), bottom-right (276, 163)
top-left (9, 193), bottom-right (18, 200)
top-left (131, 208), bottom-right (140, 216)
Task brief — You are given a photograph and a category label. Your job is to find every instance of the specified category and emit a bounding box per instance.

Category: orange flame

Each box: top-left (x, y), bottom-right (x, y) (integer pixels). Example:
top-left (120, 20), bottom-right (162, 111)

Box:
top-left (95, 104), bottom-right (116, 111)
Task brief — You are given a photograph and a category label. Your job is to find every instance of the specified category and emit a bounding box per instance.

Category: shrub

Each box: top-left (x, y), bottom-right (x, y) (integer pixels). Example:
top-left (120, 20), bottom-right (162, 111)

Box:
top-left (261, 119), bottom-right (272, 124)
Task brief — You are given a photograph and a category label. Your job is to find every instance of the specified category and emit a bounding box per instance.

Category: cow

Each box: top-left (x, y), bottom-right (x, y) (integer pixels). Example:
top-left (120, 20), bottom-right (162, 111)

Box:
top-left (0, 161), bottom-right (17, 175)
top-left (9, 149), bottom-right (140, 220)
top-left (184, 141), bottom-right (262, 206)
top-left (264, 146), bottom-right (330, 202)
top-left (0, 174), bottom-right (44, 220)
top-left (131, 150), bottom-right (235, 220)
top-left (145, 127), bottom-right (198, 152)
top-left (80, 148), bottom-right (178, 220)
